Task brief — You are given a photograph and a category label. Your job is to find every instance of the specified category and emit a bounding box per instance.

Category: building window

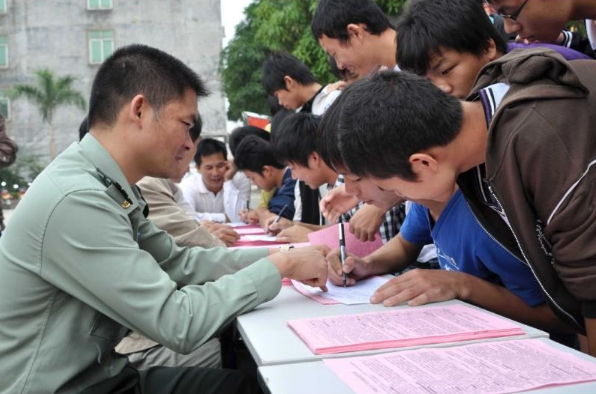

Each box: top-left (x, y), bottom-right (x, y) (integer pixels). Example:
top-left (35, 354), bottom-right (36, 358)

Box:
top-left (0, 36), bottom-right (8, 68)
top-left (0, 0), bottom-right (7, 15)
top-left (87, 0), bottom-right (112, 10)
top-left (0, 95), bottom-right (9, 119)
top-left (88, 30), bottom-right (113, 64)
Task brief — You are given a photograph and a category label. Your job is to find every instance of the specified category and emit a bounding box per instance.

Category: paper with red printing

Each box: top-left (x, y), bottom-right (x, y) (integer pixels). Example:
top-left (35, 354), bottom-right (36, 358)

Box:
top-left (307, 223), bottom-right (383, 258)
top-left (235, 226), bottom-right (267, 235)
top-left (323, 339), bottom-right (596, 394)
top-left (287, 304), bottom-right (524, 355)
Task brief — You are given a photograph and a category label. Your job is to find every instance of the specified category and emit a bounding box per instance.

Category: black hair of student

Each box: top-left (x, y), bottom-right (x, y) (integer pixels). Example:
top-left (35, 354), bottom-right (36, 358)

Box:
top-left (78, 116), bottom-right (89, 141)
top-left (317, 97), bottom-right (345, 172)
top-left (194, 137), bottom-right (226, 167)
top-left (228, 126), bottom-right (270, 157)
top-left (311, 0), bottom-right (393, 42)
top-left (234, 135), bottom-right (285, 175)
top-left (336, 70), bottom-right (462, 180)
top-left (269, 109), bottom-right (295, 145)
top-left (262, 52), bottom-right (317, 96)
top-left (268, 95), bottom-right (284, 116)
top-left (88, 44), bottom-right (208, 129)
top-left (272, 112), bottom-right (320, 167)
top-left (396, 0), bottom-right (507, 76)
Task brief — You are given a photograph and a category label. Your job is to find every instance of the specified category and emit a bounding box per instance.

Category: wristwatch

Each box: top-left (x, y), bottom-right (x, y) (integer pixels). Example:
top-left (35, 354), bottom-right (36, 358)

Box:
top-left (279, 244), bottom-right (295, 253)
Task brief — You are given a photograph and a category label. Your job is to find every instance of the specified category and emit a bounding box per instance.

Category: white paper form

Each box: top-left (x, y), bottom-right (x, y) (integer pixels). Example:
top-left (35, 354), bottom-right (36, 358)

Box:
top-left (241, 235), bottom-right (279, 242)
top-left (324, 339), bottom-right (596, 394)
top-left (291, 276), bottom-right (389, 305)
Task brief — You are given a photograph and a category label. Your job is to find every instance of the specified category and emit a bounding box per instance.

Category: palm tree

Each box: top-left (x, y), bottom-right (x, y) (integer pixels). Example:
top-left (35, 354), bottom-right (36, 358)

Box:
top-left (10, 69), bottom-right (86, 160)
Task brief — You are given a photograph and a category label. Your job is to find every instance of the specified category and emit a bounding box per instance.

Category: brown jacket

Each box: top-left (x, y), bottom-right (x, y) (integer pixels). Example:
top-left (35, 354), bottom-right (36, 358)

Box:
top-left (461, 48), bottom-right (596, 332)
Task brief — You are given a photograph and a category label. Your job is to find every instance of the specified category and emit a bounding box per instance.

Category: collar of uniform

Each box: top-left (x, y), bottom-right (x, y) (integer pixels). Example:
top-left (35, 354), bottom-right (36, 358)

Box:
top-left (79, 134), bottom-right (143, 211)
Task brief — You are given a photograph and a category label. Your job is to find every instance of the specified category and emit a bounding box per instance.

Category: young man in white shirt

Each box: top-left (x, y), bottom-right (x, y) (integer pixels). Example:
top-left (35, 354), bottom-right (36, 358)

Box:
top-left (179, 138), bottom-right (251, 223)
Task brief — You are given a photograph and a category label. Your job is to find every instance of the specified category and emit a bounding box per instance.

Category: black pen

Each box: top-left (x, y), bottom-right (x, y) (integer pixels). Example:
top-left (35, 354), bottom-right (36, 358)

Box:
top-left (339, 217), bottom-right (347, 287)
top-left (268, 204), bottom-right (288, 235)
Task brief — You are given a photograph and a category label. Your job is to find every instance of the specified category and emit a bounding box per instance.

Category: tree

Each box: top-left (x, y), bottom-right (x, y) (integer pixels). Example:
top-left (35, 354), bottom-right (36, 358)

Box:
top-left (220, 0), bottom-right (406, 121)
top-left (10, 69), bottom-right (86, 160)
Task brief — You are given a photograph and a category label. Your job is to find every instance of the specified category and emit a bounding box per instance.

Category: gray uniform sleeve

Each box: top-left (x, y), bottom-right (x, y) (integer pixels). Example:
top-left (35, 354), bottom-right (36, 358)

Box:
top-left (40, 190), bottom-right (281, 354)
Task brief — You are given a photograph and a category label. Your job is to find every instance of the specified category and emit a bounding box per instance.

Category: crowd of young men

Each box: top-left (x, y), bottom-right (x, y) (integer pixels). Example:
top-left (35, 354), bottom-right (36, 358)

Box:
top-left (1, 0), bottom-right (596, 393)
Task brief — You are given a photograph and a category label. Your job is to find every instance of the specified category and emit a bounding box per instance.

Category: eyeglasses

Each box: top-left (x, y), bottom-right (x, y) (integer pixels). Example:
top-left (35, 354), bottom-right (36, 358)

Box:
top-left (487, 0), bottom-right (529, 22)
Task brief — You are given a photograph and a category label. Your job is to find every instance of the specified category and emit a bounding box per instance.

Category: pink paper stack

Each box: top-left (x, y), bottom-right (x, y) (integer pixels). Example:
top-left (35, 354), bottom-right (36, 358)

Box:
top-left (288, 304), bottom-right (524, 355)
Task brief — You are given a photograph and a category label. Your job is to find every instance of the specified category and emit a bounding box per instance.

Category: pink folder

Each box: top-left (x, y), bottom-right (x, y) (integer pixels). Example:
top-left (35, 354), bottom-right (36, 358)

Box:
top-left (307, 223), bottom-right (383, 257)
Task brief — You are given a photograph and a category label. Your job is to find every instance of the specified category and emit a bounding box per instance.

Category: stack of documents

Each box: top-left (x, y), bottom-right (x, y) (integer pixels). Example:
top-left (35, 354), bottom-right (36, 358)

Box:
top-left (323, 339), bottom-right (596, 394)
top-left (307, 223), bottom-right (383, 257)
top-left (288, 304), bottom-right (524, 354)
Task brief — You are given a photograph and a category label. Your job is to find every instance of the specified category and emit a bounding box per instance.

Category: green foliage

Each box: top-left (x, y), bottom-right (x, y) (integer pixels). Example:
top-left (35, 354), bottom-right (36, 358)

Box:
top-left (220, 0), bottom-right (406, 121)
top-left (0, 153), bottom-right (44, 196)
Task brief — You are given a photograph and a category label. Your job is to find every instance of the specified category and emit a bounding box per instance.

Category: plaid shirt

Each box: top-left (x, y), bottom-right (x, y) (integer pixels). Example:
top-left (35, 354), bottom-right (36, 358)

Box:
top-left (334, 176), bottom-right (405, 244)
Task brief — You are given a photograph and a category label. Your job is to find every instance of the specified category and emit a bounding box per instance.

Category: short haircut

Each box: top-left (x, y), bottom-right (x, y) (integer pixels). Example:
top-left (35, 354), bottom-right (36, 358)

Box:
top-left (78, 116), bottom-right (89, 141)
top-left (317, 97), bottom-right (345, 172)
top-left (311, 0), bottom-right (393, 42)
top-left (229, 126), bottom-right (270, 156)
top-left (262, 52), bottom-right (317, 96)
top-left (396, 0), bottom-right (507, 75)
top-left (234, 135), bottom-right (285, 175)
top-left (273, 112), bottom-right (320, 167)
top-left (334, 70), bottom-right (462, 180)
top-left (268, 95), bottom-right (283, 116)
top-left (269, 109), bottom-right (295, 145)
top-left (88, 44), bottom-right (208, 129)
top-left (194, 137), bottom-right (225, 166)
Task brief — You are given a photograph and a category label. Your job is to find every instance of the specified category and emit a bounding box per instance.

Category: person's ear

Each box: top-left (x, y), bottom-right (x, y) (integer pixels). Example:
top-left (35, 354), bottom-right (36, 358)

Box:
top-left (130, 94), bottom-right (146, 127)
top-left (485, 38), bottom-right (499, 61)
top-left (284, 76), bottom-right (296, 91)
top-left (309, 152), bottom-right (322, 169)
top-left (409, 153), bottom-right (439, 177)
top-left (262, 165), bottom-right (272, 179)
top-left (347, 23), bottom-right (365, 41)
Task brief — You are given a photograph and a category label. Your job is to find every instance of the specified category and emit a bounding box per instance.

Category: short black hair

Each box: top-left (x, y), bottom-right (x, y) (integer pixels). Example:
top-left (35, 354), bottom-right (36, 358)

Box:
top-left (268, 95), bottom-right (283, 116)
top-left (317, 97), bottom-right (344, 172)
top-left (195, 137), bottom-right (225, 166)
top-left (262, 52), bottom-right (317, 96)
top-left (234, 135), bottom-right (285, 175)
top-left (79, 116), bottom-right (89, 141)
top-left (396, 0), bottom-right (507, 75)
top-left (273, 112), bottom-right (320, 167)
top-left (335, 70), bottom-right (463, 180)
top-left (88, 44), bottom-right (208, 129)
top-left (269, 109), bottom-right (295, 145)
top-left (229, 126), bottom-right (270, 157)
top-left (311, 0), bottom-right (393, 42)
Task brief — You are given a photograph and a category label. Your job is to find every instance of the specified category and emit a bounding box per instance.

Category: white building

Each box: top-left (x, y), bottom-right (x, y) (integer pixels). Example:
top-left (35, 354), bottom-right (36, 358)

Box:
top-left (0, 0), bottom-right (226, 162)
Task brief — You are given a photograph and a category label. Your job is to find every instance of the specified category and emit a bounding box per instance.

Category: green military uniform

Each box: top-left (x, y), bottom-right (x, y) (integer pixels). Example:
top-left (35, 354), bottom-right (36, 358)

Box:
top-left (0, 135), bottom-right (282, 394)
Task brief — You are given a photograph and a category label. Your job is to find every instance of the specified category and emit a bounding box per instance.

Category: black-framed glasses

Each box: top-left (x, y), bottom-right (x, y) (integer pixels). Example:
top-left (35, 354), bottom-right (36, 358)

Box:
top-left (486, 0), bottom-right (529, 22)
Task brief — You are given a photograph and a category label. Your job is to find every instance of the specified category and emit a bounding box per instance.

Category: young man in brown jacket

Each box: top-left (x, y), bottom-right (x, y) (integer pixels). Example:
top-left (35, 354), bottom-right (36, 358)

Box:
top-left (326, 48), bottom-right (596, 354)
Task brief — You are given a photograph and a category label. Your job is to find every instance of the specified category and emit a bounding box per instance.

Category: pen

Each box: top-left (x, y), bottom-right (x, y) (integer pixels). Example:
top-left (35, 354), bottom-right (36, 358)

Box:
top-left (339, 217), bottom-right (347, 287)
top-left (245, 199), bottom-right (250, 211)
top-left (268, 204), bottom-right (288, 235)
top-left (272, 204), bottom-right (288, 225)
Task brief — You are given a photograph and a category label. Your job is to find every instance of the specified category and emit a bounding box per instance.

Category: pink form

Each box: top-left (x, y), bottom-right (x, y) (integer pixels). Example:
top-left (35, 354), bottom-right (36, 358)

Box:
top-left (324, 339), bottom-right (596, 394)
top-left (307, 223), bottom-right (383, 258)
top-left (287, 304), bottom-right (523, 355)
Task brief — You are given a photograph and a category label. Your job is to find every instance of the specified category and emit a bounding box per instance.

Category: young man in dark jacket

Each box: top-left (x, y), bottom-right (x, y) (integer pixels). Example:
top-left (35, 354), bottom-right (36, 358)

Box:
top-left (326, 49), bottom-right (596, 354)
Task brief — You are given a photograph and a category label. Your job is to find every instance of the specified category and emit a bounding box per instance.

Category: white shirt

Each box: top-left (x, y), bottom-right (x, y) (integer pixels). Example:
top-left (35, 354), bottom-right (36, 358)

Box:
top-left (178, 172), bottom-right (251, 223)
top-left (311, 86), bottom-right (342, 116)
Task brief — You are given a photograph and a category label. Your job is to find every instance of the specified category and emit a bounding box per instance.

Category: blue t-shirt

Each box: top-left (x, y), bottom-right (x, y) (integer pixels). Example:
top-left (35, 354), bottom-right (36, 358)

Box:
top-left (269, 168), bottom-right (296, 220)
top-left (400, 190), bottom-right (544, 306)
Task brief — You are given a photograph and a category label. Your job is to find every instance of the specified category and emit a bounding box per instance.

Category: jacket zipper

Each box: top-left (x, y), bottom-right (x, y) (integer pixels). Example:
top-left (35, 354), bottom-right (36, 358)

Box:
top-left (486, 184), bottom-right (581, 329)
